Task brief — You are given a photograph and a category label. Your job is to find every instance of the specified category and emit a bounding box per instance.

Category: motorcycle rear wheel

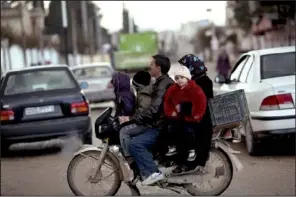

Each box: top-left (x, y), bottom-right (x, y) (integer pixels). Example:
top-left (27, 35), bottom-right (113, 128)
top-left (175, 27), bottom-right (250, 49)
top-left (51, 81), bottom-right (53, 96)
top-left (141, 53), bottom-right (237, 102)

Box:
top-left (185, 148), bottom-right (233, 196)
top-left (67, 150), bottom-right (122, 196)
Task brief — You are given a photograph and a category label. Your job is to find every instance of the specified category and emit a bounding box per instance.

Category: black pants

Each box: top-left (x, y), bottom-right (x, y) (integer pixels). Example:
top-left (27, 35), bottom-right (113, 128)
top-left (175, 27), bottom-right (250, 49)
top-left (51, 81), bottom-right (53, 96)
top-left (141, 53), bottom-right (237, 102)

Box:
top-left (167, 120), bottom-right (197, 164)
top-left (192, 108), bottom-right (213, 167)
top-left (170, 108), bottom-right (213, 167)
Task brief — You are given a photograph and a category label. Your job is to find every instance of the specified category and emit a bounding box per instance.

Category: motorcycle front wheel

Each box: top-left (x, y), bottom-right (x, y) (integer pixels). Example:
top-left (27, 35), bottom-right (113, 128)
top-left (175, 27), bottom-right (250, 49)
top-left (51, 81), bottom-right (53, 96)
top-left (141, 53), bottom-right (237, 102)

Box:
top-left (67, 150), bottom-right (122, 196)
top-left (185, 148), bottom-right (233, 196)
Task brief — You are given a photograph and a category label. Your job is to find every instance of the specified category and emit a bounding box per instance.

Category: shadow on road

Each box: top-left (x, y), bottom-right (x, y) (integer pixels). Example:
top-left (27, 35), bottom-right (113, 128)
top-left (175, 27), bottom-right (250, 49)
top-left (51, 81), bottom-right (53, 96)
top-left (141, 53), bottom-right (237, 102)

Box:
top-left (3, 135), bottom-right (83, 159)
top-left (241, 137), bottom-right (295, 156)
top-left (260, 137), bottom-right (295, 156)
top-left (3, 146), bottom-right (62, 158)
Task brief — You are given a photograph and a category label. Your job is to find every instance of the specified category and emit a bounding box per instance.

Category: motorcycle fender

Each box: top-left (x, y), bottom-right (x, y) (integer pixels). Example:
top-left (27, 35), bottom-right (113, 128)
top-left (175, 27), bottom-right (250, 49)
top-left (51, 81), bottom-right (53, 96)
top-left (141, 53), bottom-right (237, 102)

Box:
top-left (73, 145), bottom-right (125, 181)
top-left (74, 145), bottom-right (102, 156)
top-left (215, 141), bottom-right (244, 172)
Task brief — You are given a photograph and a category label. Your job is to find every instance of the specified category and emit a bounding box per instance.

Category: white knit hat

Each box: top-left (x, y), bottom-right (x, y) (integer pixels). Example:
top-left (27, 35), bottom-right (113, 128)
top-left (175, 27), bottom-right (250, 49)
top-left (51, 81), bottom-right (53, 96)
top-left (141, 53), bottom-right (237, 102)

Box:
top-left (174, 65), bottom-right (192, 80)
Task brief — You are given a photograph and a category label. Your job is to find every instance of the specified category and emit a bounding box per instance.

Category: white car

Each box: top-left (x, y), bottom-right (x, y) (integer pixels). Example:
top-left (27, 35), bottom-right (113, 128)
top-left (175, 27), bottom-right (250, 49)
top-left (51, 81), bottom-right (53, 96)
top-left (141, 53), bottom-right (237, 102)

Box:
top-left (70, 62), bottom-right (115, 103)
top-left (214, 46), bottom-right (295, 155)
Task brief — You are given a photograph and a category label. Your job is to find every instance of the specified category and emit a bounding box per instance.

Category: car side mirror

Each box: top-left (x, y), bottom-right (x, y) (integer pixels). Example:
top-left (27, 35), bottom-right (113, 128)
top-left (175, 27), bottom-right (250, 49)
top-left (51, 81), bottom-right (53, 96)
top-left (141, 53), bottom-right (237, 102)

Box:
top-left (214, 75), bottom-right (226, 84)
top-left (79, 81), bottom-right (89, 89)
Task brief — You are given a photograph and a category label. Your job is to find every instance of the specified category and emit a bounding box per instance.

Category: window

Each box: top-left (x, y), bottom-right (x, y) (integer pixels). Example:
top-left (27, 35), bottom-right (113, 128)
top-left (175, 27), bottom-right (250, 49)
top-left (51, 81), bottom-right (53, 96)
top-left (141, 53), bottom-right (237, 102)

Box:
top-left (260, 52), bottom-right (295, 79)
top-left (3, 69), bottom-right (77, 96)
top-left (72, 66), bottom-right (112, 80)
top-left (239, 55), bottom-right (254, 82)
top-left (230, 56), bottom-right (248, 82)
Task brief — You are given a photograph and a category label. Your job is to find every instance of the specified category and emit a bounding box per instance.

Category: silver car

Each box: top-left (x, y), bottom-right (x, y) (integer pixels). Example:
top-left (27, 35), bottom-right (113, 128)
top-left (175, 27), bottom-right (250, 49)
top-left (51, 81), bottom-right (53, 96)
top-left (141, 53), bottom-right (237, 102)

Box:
top-left (71, 63), bottom-right (115, 103)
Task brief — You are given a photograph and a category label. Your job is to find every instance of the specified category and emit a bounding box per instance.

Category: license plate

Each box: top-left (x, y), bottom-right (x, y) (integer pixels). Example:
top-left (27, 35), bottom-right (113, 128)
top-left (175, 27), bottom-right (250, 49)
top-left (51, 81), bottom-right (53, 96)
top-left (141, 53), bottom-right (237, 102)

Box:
top-left (25, 105), bottom-right (55, 115)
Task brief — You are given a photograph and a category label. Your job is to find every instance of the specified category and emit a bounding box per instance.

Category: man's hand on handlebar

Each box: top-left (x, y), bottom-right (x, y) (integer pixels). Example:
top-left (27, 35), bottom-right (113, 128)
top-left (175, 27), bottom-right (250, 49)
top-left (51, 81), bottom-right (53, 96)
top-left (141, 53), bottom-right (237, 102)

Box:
top-left (119, 116), bottom-right (130, 124)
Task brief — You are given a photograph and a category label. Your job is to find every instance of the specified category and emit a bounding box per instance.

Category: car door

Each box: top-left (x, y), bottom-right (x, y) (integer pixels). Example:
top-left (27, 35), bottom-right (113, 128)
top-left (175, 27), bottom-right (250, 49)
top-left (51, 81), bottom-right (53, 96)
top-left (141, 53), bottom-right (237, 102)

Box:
top-left (218, 54), bottom-right (253, 93)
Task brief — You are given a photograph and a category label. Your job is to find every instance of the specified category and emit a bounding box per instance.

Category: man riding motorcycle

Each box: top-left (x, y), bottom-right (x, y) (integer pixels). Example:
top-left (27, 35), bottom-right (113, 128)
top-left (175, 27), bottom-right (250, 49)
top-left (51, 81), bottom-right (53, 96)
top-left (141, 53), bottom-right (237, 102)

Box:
top-left (119, 54), bottom-right (174, 186)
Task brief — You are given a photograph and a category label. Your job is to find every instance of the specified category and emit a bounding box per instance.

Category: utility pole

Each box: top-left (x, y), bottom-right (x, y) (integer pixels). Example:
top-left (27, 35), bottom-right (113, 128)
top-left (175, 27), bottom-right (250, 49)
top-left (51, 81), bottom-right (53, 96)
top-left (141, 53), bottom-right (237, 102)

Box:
top-left (19, 2), bottom-right (27, 66)
top-left (33, 1), bottom-right (45, 63)
top-left (81, 1), bottom-right (88, 61)
top-left (129, 15), bottom-right (134, 34)
top-left (94, 8), bottom-right (102, 53)
top-left (61, 1), bottom-right (69, 65)
top-left (89, 17), bottom-right (95, 62)
top-left (38, 1), bottom-right (45, 63)
top-left (70, 8), bottom-right (78, 65)
top-left (1, 39), bottom-right (8, 73)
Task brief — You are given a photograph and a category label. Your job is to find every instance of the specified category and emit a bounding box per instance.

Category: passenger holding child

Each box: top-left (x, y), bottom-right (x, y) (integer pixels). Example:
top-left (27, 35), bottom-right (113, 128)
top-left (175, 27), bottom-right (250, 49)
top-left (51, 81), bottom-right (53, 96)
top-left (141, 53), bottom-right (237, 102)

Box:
top-left (164, 65), bottom-right (207, 174)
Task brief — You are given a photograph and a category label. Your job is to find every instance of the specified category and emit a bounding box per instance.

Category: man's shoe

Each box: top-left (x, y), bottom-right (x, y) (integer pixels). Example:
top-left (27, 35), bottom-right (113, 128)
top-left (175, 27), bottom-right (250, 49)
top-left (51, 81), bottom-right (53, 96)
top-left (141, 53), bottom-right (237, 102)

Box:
top-left (141, 172), bottom-right (165, 186)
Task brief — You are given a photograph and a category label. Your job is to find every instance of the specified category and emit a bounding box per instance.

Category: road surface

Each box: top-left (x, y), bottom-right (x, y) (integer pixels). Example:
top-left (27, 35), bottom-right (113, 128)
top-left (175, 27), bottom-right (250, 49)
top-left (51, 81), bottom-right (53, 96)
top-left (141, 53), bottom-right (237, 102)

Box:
top-left (1, 63), bottom-right (294, 195)
top-left (1, 108), bottom-right (295, 196)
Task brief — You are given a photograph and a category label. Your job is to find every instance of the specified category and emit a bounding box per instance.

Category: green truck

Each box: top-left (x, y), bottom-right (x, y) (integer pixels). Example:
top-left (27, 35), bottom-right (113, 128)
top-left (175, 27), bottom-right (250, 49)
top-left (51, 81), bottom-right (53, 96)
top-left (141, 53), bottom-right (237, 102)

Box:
top-left (114, 31), bottom-right (158, 71)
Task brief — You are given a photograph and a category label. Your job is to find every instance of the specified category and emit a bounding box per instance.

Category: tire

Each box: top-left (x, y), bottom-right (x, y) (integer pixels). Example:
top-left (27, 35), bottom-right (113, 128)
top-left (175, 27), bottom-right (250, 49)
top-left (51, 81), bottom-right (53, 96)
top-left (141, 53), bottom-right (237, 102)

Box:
top-left (67, 150), bottom-right (122, 196)
top-left (185, 148), bottom-right (233, 196)
top-left (81, 133), bottom-right (93, 145)
top-left (1, 142), bottom-right (10, 157)
top-left (244, 119), bottom-right (260, 156)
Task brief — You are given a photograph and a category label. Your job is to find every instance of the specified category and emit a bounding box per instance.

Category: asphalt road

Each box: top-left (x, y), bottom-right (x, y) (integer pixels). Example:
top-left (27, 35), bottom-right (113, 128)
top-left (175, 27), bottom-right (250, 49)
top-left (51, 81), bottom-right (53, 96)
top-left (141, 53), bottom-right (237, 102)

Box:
top-left (1, 107), bottom-right (295, 196)
top-left (1, 63), bottom-right (295, 195)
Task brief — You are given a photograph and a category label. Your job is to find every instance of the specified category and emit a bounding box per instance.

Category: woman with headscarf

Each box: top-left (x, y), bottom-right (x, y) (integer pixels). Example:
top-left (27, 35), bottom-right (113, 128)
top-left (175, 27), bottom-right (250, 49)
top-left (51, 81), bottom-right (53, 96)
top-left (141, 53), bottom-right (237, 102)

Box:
top-left (175, 54), bottom-right (214, 173)
top-left (110, 72), bottom-right (136, 117)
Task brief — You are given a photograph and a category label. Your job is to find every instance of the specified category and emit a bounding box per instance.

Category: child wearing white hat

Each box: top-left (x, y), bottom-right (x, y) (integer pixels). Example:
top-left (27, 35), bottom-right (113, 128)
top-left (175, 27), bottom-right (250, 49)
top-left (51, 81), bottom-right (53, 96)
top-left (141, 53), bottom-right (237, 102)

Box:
top-left (164, 66), bottom-right (207, 174)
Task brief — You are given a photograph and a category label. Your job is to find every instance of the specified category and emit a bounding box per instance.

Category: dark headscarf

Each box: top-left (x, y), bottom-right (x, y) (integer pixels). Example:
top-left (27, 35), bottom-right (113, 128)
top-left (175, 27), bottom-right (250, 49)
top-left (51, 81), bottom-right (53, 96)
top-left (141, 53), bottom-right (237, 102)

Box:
top-left (111, 72), bottom-right (135, 116)
top-left (178, 54), bottom-right (213, 99)
top-left (178, 54), bottom-right (208, 78)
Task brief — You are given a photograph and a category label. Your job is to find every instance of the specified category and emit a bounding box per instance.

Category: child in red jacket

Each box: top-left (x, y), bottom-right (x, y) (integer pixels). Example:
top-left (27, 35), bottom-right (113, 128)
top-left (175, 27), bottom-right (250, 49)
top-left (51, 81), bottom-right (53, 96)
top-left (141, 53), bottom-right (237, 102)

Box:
top-left (164, 66), bottom-right (207, 164)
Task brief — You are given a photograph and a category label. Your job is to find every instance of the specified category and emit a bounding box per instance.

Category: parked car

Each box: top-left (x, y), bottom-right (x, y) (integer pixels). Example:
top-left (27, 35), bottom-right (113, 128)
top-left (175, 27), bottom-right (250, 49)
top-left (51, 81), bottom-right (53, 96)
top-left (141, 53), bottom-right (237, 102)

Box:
top-left (71, 63), bottom-right (115, 103)
top-left (214, 46), bottom-right (295, 155)
top-left (0, 65), bottom-right (92, 155)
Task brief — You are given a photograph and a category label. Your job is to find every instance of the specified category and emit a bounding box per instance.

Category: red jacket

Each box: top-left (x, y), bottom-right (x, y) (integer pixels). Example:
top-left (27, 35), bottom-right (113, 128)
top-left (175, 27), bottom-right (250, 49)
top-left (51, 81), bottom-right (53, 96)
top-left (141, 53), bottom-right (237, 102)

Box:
top-left (164, 80), bottom-right (207, 122)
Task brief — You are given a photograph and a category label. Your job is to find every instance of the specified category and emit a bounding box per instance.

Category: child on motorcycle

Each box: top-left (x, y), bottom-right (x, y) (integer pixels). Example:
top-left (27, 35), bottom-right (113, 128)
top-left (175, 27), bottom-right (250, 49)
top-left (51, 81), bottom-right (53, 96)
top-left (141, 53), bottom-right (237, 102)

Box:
top-left (110, 72), bottom-right (136, 117)
top-left (177, 54), bottom-right (214, 173)
top-left (164, 66), bottom-right (207, 173)
top-left (119, 71), bottom-right (153, 162)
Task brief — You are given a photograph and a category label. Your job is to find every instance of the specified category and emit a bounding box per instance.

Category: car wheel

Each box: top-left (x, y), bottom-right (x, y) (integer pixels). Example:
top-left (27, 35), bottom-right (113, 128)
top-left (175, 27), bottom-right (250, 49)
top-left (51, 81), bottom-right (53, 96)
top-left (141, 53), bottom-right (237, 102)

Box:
top-left (244, 119), bottom-right (260, 156)
top-left (81, 133), bottom-right (93, 145)
top-left (1, 142), bottom-right (11, 157)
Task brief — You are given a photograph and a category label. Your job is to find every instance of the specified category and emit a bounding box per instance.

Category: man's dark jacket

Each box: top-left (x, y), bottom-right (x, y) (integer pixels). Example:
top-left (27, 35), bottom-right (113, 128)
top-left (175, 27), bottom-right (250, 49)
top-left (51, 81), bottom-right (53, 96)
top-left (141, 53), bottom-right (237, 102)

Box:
top-left (131, 74), bottom-right (174, 130)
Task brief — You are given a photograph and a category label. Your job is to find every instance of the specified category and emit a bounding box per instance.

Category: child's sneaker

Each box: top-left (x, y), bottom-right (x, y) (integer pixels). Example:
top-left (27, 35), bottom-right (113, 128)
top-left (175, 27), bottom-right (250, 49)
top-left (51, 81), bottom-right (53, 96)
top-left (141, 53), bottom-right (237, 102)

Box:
top-left (187, 149), bottom-right (196, 161)
top-left (165, 146), bottom-right (177, 156)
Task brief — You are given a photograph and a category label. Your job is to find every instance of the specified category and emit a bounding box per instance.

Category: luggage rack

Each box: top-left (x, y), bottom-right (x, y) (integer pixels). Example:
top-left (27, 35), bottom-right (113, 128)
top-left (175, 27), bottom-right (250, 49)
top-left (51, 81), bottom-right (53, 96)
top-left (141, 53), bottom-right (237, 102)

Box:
top-left (209, 89), bottom-right (251, 133)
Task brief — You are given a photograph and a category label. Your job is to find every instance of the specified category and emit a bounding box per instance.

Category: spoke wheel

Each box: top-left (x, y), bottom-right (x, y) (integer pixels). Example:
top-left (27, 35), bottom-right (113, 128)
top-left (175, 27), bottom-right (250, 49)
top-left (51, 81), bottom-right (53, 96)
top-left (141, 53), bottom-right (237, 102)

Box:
top-left (185, 148), bottom-right (233, 196)
top-left (67, 150), bottom-right (121, 196)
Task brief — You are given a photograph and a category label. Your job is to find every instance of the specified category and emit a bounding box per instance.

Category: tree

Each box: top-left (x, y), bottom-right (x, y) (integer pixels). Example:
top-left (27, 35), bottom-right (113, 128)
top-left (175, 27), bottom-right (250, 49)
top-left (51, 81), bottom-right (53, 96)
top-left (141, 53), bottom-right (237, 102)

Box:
top-left (195, 26), bottom-right (225, 51)
top-left (44, 1), bottom-right (98, 54)
top-left (194, 25), bottom-right (225, 61)
top-left (132, 19), bottom-right (138, 33)
top-left (122, 8), bottom-right (129, 33)
top-left (233, 1), bottom-right (252, 33)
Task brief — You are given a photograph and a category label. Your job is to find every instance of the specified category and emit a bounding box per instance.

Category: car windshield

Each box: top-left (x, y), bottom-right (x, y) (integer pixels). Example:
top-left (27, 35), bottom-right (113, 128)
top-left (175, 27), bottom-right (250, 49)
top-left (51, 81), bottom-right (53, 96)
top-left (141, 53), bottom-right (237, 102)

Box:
top-left (72, 66), bottom-right (112, 80)
top-left (3, 69), bottom-right (77, 96)
top-left (261, 52), bottom-right (295, 79)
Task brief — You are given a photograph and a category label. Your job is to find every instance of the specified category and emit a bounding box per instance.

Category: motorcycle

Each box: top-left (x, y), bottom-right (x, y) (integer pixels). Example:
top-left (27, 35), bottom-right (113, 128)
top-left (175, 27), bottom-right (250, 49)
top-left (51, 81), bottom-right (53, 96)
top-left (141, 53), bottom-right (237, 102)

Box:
top-left (66, 107), bottom-right (243, 196)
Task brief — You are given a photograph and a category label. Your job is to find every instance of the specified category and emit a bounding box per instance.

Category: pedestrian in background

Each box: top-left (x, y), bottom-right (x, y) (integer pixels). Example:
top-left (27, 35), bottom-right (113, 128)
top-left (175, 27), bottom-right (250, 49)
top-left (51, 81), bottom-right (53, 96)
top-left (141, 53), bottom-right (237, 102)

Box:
top-left (216, 47), bottom-right (231, 80)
